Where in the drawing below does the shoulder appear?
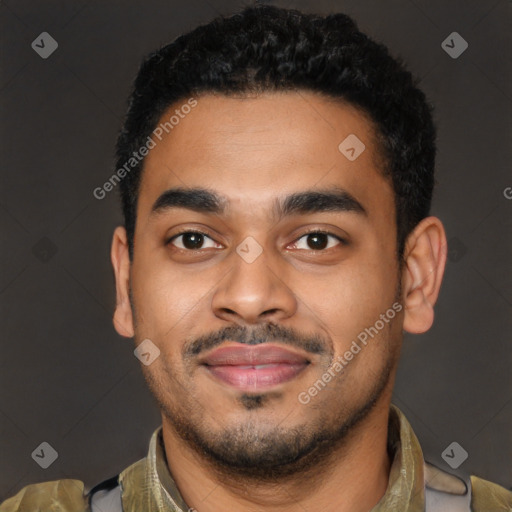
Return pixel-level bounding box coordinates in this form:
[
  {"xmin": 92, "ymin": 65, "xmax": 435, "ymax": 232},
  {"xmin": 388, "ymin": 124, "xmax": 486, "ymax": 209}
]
[
  {"xmin": 0, "ymin": 480, "xmax": 89, "ymax": 512},
  {"xmin": 422, "ymin": 462, "xmax": 511, "ymax": 511},
  {"xmin": 470, "ymin": 475, "xmax": 512, "ymax": 511}
]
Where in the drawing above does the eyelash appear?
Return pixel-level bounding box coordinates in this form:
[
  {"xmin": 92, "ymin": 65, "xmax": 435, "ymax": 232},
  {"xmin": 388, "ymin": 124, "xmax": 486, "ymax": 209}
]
[{"xmin": 166, "ymin": 229, "xmax": 347, "ymax": 251}]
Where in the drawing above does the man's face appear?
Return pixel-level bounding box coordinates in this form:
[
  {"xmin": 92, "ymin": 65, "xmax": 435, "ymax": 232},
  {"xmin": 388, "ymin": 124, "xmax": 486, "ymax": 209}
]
[{"xmin": 126, "ymin": 91, "xmax": 403, "ymax": 476}]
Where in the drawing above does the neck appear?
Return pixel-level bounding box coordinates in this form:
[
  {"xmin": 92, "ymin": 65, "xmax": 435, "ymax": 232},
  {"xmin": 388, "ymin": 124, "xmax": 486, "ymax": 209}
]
[{"xmin": 161, "ymin": 400, "xmax": 393, "ymax": 512}]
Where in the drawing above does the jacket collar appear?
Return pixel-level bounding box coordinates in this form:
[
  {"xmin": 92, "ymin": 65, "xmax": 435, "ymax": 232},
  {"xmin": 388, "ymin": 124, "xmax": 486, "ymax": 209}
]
[{"xmin": 119, "ymin": 404, "xmax": 425, "ymax": 511}]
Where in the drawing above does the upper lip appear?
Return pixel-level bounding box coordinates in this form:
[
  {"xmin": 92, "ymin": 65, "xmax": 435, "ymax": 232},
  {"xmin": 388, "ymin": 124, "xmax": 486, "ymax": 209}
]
[{"xmin": 200, "ymin": 343, "xmax": 310, "ymax": 366}]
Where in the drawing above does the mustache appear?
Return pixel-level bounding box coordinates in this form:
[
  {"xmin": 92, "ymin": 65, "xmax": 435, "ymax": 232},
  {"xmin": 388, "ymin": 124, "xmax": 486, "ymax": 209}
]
[{"xmin": 183, "ymin": 323, "xmax": 330, "ymax": 359}]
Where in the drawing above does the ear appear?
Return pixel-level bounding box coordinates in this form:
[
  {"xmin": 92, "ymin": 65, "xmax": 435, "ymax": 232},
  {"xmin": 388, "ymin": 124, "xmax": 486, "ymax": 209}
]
[
  {"xmin": 401, "ymin": 216, "xmax": 447, "ymax": 334},
  {"xmin": 111, "ymin": 226, "xmax": 135, "ymax": 338}
]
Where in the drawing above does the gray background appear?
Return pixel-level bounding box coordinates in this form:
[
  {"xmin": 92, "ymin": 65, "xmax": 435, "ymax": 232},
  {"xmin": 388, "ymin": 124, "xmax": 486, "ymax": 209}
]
[{"xmin": 1, "ymin": 0, "xmax": 511, "ymax": 500}]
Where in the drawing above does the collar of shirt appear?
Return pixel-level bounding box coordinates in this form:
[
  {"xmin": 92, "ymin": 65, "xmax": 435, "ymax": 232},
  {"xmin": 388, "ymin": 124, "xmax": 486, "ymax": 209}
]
[{"xmin": 118, "ymin": 404, "xmax": 425, "ymax": 512}]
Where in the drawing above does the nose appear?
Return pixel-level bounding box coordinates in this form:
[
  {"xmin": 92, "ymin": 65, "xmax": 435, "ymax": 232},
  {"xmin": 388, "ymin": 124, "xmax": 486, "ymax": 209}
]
[{"xmin": 211, "ymin": 248, "xmax": 297, "ymax": 325}]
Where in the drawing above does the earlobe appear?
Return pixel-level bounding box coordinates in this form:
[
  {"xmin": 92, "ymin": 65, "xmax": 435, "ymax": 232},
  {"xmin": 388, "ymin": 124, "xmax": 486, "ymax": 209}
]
[
  {"xmin": 402, "ymin": 217, "xmax": 447, "ymax": 334},
  {"xmin": 111, "ymin": 226, "xmax": 135, "ymax": 338}
]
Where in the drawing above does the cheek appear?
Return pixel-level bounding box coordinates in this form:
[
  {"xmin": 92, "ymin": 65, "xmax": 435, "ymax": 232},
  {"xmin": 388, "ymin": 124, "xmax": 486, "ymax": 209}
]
[
  {"xmin": 301, "ymin": 259, "xmax": 398, "ymax": 348},
  {"xmin": 130, "ymin": 256, "xmax": 215, "ymax": 339}
]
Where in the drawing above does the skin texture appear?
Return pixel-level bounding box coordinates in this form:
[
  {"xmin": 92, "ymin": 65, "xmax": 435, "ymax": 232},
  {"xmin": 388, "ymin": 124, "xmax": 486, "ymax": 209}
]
[{"xmin": 111, "ymin": 91, "xmax": 447, "ymax": 512}]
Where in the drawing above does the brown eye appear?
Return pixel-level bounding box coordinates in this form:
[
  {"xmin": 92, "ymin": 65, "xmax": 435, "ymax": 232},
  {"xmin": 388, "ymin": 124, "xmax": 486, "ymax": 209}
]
[
  {"xmin": 292, "ymin": 231, "xmax": 343, "ymax": 251},
  {"xmin": 169, "ymin": 231, "xmax": 220, "ymax": 250},
  {"xmin": 306, "ymin": 233, "xmax": 329, "ymax": 250}
]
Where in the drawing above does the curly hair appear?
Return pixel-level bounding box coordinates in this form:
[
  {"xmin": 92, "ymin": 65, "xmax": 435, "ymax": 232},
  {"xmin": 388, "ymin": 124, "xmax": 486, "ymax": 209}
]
[{"xmin": 116, "ymin": 4, "xmax": 436, "ymax": 261}]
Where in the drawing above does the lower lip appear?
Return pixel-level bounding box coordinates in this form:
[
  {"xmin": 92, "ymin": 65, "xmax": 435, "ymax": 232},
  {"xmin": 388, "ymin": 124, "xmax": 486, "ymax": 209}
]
[{"xmin": 204, "ymin": 363, "xmax": 308, "ymax": 391}]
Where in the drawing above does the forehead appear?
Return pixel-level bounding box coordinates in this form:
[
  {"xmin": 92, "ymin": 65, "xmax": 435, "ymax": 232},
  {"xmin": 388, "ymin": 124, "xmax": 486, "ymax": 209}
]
[{"xmin": 137, "ymin": 91, "xmax": 393, "ymax": 222}]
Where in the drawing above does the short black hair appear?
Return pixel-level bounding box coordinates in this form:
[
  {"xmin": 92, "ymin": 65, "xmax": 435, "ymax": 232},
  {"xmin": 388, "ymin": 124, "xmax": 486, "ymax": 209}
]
[{"xmin": 116, "ymin": 4, "xmax": 436, "ymax": 261}]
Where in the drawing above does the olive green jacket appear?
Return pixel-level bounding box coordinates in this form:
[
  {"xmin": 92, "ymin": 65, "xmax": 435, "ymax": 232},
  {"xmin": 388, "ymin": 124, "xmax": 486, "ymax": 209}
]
[{"xmin": 1, "ymin": 405, "xmax": 511, "ymax": 511}]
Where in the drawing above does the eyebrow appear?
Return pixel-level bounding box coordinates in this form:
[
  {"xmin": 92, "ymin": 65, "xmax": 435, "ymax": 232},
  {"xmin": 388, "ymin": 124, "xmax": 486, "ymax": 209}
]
[{"xmin": 150, "ymin": 186, "xmax": 367, "ymax": 219}]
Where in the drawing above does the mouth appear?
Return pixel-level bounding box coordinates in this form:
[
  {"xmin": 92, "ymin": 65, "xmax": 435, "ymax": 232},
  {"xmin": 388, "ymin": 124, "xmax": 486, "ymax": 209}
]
[{"xmin": 199, "ymin": 343, "xmax": 310, "ymax": 391}]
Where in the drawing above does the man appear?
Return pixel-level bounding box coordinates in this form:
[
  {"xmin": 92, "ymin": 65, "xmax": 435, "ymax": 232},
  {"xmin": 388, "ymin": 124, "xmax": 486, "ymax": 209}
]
[{"xmin": 2, "ymin": 4, "xmax": 510, "ymax": 512}]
